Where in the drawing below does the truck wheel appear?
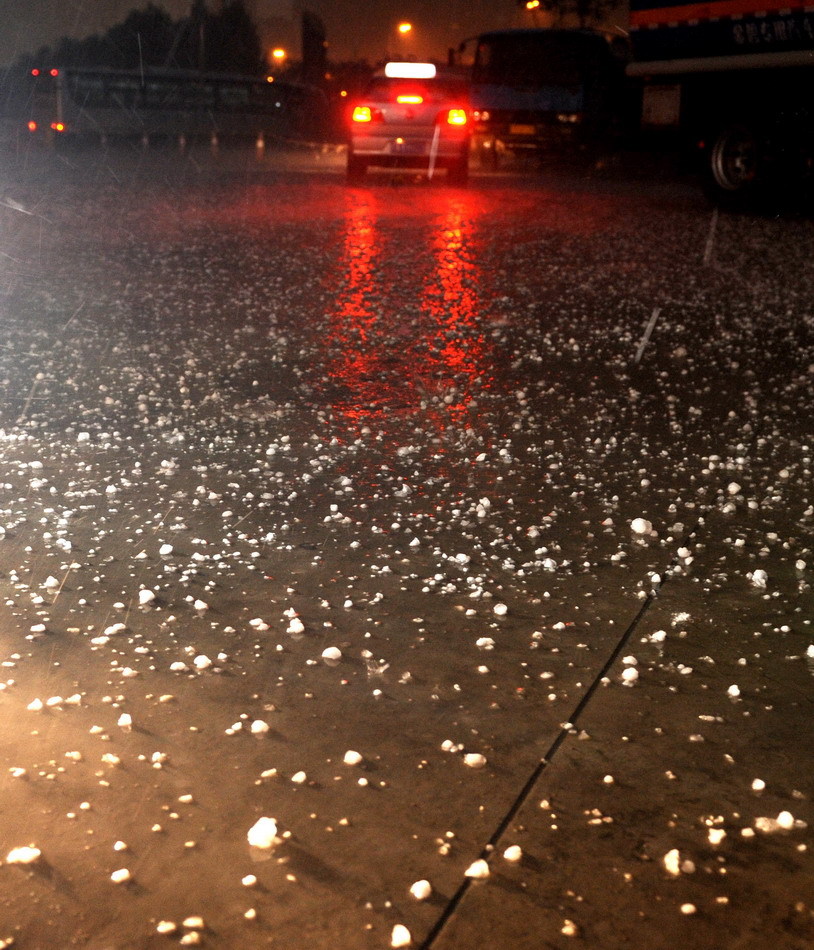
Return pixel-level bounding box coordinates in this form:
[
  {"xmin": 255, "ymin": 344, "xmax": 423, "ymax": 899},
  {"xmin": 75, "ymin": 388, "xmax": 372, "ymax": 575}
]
[
  {"xmin": 708, "ymin": 125, "xmax": 760, "ymax": 199},
  {"xmin": 346, "ymin": 152, "xmax": 367, "ymax": 184}
]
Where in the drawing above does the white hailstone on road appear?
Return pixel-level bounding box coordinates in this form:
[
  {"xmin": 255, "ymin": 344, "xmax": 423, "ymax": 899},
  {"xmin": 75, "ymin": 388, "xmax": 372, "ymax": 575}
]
[
  {"xmin": 343, "ymin": 750, "xmax": 363, "ymax": 766},
  {"xmin": 749, "ymin": 569, "xmax": 768, "ymax": 588},
  {"xmin": 503, "ymin": 845, "xmax": 523, "ymax": 862},
  {"xmin": 463, "ymin": 753, "xmax": 487, "ymax": 769},
  {"xmin": 247, "ymin": 817, "xmax": 278, "ymax": 849},
  {"xmin": 159, "ymin": 543, "xmax": 173, "ymax": 556},
  {"xmin": 287, "ymin": 617, "xmax": 305, "ymax": 635},
  {"xmin": 621, "ymin": 667, "xmax": 639, "ymax": 686},
  {"xmin": 751, "ymin": 778, "xmax": 766, "ymax": 792},
  {"xmin": 321, "ymin": 646, "xmax": 342, "ymax": 662},
  {"xmin": 391, "ymin": 924, "xmax": 412, "ymax": 947},
  {"xmin": 249, "ymin": 618, "xmax": 269, "ymax": 631},
  {"xmin": 796, "ymin": 560, "xmax": 807, "ymax": 572},
  {"xmin": 138, "ymin": 589, "xmax": 155, "ymax": 605},
  {"xmin": 680, "ymin": 903, "xmax": 697, "ymax": 916},
  {"xmin": 242, "ymin": 874, "xmax": 257, "ymax": 887},
  {"xmin": 193, "ymin": 655, "xmax": 212, "ymax": 670},
  {"xmin": 561, "ymin": 919, "xmax": 579, "ymax": 937},
  {"xmin": 6, "ymin": 846, "xmax": 41, "ymax": 864},
  {"xmin": 493, "ymin": 603, "xmax": 508, "ymax": 616},
  {"xmin": 291, "ymin": 771, "xmax": 307, "ymax": 784},
  {"xmin": 727, "ymin": 482, "xmax": 742, "ymax": 495},
  {"xmin": 193, "ymin": 599, "xmax": 209, "ymax": 611},
  {"xmin": 727, "ymin": 684, "xmax": 741, "ymax": 698},
  {"xmin": 43, "ymin": 575, "xmax": 60, "ymax": 589},
  {"xmin": 156, "ymin": 921, "xmax": 177, "ymax": 935},
  {"xmin": 26, "ymin": 698, "xmax": 44, "ymax": 712},
  {"xmin": 708, "ymin": 828, "xmax": 727, "ymax": 846},
  {"xmin": 409, "ymin": 879, "xmax": 432, "ymax": 900},
  {"xmin": 464, "ymin": 859, "xmax": 490, "ymax": 879},
  {"xmin": 663, "ymin": 849, "xmax": 681, "ymax": 876},
  {"xmin": 476, "ymin": 637, "xmax": 495, "ymax": 651},
  {"xmin": 117, "ymin": 713, "xmax": 132, "ymax": 730},
  {"xmin": 110, "ymin": 868, "xmax": 131, "ymax": 884},
  {"xmin": 182, "ymin": 917, "xmax": 205, "ymax": 930},
  {"xmin": 630, "ymin": 518, "xmax": 652, "ymax": 535},
  {"xmin": 250, "ymin": 720, "xmax": 269, "ymax": 735}
]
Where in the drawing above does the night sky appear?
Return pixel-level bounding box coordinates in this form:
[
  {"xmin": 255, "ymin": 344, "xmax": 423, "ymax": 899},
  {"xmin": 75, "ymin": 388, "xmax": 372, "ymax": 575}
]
[{"xmin": 0, "ymin": 0, "xmax": 530, "ymax": 67}]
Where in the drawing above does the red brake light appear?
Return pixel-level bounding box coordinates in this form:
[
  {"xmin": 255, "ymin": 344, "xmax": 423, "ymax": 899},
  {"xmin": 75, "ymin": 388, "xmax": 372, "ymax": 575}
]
[
  {"xmin": 51, "ymin": 122, "xmax": 66, "ymax": 132},
  {"xmin": 397, "ymin": 94, "xmax": 423, "ymax": 104},
  {"xmin": 27, "ymin": 120, "xmax": 37, "ymax": 132},
  {"xmin": 352, "ymin": 106, "xmax": 373, "ymax": 123},
  {"xmin": 446, "ymin": 108, "xmax": 468, "ymax": 127},
  {"xmin": 31, "ymin": 68, "xmax": 40, "ymax": 77},
  {"xmin": 50, "ymin": 68, "xmax": 59, "ymax": 77}
]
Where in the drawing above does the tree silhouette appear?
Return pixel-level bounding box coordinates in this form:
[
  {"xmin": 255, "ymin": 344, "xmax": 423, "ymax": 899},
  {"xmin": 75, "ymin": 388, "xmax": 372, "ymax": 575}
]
[{"xmin": 15, "ymin": 1, "xmax": 264, "ymax": 75}]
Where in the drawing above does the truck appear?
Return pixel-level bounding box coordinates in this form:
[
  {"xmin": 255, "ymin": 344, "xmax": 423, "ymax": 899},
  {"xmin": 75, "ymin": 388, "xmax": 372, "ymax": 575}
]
[
  {"xmin": 627, "ymin": 0, "xmax": 814, "ymax": 202},
  {"xmin": 467, "ymin": 29, "xmax": 630, "ymax": 167}
]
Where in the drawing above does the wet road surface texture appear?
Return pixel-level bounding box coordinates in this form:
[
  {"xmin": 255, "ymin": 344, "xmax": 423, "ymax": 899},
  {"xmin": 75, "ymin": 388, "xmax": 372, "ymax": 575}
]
[{"xmin": 0, "ymin": 145, "xmax": 812, "ymax": 949}]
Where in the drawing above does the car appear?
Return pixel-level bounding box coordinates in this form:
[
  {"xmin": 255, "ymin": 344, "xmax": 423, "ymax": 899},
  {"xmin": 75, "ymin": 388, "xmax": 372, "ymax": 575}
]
[{"xmin": 346, "ymin": 62, "xmax": 471, "ymax": 185}]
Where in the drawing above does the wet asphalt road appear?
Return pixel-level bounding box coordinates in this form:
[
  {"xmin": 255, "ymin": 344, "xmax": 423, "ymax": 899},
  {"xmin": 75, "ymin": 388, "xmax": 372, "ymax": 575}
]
[{"xmin": 0, "ymin": 145, "xmax": 812, "ymax": 949}]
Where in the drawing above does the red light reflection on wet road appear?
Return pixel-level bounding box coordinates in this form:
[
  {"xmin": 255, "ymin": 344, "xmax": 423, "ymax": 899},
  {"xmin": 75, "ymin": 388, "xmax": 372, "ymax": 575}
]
[{"xmin": 321, "ymin": 190, "xmax": 491, "ymax": 432}]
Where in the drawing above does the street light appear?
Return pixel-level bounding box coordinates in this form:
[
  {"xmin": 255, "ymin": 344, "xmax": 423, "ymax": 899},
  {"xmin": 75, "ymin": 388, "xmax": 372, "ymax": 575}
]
[
  {"xmin": 397, "ymin": 22, "xmax": 413, "ymax": 35},
  {"xmin": 271, "ymin": 47, "xmax": 287, "ymax": 64}
]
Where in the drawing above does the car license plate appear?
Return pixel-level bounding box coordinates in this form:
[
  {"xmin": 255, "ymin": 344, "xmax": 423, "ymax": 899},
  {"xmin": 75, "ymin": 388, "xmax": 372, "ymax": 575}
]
[
  {"xmin": 510, "ymin": 124, "xmax": 535, "ymax": 135},
  {"xmin": 390, "ymin": 140, "xmax": 425, "ymax": 155}
]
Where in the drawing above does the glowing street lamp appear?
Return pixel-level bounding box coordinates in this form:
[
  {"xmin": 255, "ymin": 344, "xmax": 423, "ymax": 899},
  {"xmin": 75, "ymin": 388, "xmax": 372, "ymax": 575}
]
[
  {"xmin": 397, "ymin": 22, "xmax": 413, "ymax": 35},
  {"xmin": 271, "ymin": 47, "xmax": 287, "ymax": 64}
]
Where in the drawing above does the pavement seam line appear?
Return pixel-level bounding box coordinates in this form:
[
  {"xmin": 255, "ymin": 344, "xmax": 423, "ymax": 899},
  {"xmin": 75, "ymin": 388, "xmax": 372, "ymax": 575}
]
[{"xmin": 418, "ymin": 525, "xmax": 702, "ymax": 950}]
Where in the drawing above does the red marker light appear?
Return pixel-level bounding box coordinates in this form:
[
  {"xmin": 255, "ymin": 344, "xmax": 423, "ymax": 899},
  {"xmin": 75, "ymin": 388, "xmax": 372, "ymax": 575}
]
[
  {"xmin": 50, "ymin": 68, "xmax": 59, "ymax": 77},
  {"xmin": 31, "ymin": 68, "xmax": 40, "ymax": 77},
  {"xmin": 352, "ymin": 106, "xmax": 373, "ymax": 123},
  {"xmin": 50, "ymin": 121, "xmax": 66, "ymax": 132},
  {"xmin": 27, "ymin": 120, "xmax": 37, "ymax": 132},
  {"xmin": 446, "ymin": 108, "xmax": 468, "ymax": 127}
]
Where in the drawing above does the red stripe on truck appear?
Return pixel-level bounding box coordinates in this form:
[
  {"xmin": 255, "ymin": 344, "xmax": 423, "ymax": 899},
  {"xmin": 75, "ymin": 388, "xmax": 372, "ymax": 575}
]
[{"xmin": 631, "ymin": 0, "xmax": 806, "ymax": 26}]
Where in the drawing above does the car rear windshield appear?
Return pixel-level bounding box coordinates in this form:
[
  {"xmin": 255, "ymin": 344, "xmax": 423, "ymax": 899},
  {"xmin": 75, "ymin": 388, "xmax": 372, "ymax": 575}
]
[{"xmin": 364, "ymin": 77, "xmax": 470, "ymax": 103}]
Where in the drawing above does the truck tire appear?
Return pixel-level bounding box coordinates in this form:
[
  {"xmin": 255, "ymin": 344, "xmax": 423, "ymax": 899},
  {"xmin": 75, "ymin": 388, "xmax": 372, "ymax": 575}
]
[{"xmin": 707, "ymin": 124, "xmax": 761, "ymax": 202}]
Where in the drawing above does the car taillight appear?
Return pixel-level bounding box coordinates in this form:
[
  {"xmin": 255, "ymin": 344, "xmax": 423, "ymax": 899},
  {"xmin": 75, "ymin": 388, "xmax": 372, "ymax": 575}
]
[
  {"xmin": 27, "ymin": 120, "xmax": 37, "ymax": 132},
  {"xmin": 397, "ymin": 94, "xmax": 423, "ymax": 104},
  {"xmin": 50, "ymin": 122, "xmax": 66, "ymax": 132},
  {"xmin": 446, "ymin": 109, "xmax": 468, "ymax": 127},
  {"xmin": 352, "ymin": 106, "xmax": 372, "ymax": 123}
]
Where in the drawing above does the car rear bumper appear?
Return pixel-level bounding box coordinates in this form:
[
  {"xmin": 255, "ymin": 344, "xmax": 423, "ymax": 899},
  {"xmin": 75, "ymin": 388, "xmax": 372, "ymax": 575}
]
[{"xmin": 350, "ymin": 134, "xmax": 469, "ymax": 167}]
